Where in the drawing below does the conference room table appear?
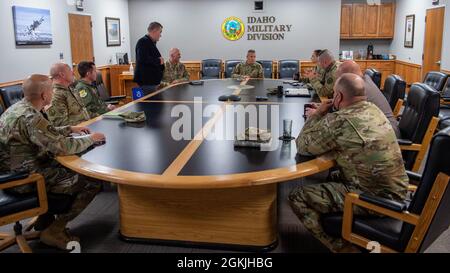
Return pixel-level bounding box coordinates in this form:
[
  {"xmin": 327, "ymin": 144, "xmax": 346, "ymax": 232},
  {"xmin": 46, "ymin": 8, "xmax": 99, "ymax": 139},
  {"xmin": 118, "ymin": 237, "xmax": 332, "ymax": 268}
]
[{"xmin": 56, "ymin": 78, "xmax": 335, "ymax": 250}]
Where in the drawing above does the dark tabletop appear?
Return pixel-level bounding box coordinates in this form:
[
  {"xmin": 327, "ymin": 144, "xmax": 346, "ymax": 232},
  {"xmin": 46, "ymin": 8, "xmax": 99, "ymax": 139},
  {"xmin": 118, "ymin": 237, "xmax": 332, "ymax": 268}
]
[{"xmin": 80, "ymin": 79, "xmax": 316, "ymax": 176}]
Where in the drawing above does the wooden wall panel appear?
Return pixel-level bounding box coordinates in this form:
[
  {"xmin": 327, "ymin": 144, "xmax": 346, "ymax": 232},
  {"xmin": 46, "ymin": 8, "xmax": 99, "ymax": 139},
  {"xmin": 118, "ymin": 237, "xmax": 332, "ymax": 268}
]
[{"xmin": 394, "ymin": 60, "xmax": 422, "ymax": 91}]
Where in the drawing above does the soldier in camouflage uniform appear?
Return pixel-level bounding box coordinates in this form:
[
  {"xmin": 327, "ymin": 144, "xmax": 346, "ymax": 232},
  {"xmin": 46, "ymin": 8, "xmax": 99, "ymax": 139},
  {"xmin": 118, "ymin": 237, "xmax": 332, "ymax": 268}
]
[
  {"xmin": 231, "ymin": 49, "xmax": 264, "ymax": 80},
  {"xmin": 309, "ymin": 50, "xmax": 340, "ymax": 99},
  {"xmin": 289, "ymin": 74, "xmax": 409, "ymax": 252},
  {"xmin": 160, "ymin": 48, "xmax": 190, "ymax": 88},
  {"xmin": 74, "ymin": 61, "xmax": 116, "ymax": 117},
  {"xmin": 298, "ymin": 49, "xmax": 325, "ymax": 83},
  {"xmin": 0, "ymin": 74, "xmax": 106, "ymax": 250},
  {"xmin": 46, "ymin": 63, "xmax": 91, "ymax": 127}
]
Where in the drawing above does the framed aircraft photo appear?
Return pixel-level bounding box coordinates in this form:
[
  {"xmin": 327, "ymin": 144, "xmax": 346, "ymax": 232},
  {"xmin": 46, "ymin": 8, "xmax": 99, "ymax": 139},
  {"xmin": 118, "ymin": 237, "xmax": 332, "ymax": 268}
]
[{"xmin": 12, "ymin": 6, "xmax": 53, "ymax": 45}]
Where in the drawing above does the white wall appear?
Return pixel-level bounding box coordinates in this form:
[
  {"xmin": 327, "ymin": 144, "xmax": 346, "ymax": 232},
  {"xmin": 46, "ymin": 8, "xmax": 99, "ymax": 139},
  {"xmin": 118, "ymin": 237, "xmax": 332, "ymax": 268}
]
[
  {"xmin": 128, "ymin": 0, "xmax": 341, "ymax": 62},
  {"xmin": 442, "ymin": 1, "xmax": 450, "ymax": 71},
  {"xmin": 390, "ymin": 0, "xmax": 448, "ymax": 66},
  {"xmin": 0, "ymin": 0, "xmax": 130, "ymax": 82}
]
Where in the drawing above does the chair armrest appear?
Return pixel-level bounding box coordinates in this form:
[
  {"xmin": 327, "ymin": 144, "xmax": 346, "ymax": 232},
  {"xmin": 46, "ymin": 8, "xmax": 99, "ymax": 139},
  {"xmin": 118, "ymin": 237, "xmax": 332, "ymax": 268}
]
[
  {"xmin": 105, "ymin": 100, "xmax": 120, "ymax": 105},
  {"xmin": 0, "ymin": 171, "xmax": 29, "ymax": 184},
  {"xmin": 406, "ymin": 170, "xmax": 422, "ymax": 182},
  {"xmin": 398, "ymin": 139, "xmax": 413, "ymax": 145},
  {"xmin": 442, "ymin": 97, "xmax": 450, "ymax": 102},
  {"xmin": 344, "ymin": 193, "xmax": 419, "ymax": 225},
  {"xmin": 359, "ymin": 193, "xmax": 407, "ymax": 213}
]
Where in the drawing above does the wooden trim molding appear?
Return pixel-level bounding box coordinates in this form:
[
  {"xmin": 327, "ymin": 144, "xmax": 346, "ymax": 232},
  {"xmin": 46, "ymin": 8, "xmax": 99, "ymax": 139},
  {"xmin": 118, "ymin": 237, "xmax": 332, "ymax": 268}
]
[{"xmin": 442, "ymin": 69, "xmax": 450, "ymax": 75}]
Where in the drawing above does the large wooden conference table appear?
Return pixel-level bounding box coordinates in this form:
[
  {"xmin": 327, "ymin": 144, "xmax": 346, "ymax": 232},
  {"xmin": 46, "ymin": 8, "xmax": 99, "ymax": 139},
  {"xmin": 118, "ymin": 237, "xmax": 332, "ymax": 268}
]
[{"xmin": 57, "ymin": 79, "xmax": 335, "ymax": 250}]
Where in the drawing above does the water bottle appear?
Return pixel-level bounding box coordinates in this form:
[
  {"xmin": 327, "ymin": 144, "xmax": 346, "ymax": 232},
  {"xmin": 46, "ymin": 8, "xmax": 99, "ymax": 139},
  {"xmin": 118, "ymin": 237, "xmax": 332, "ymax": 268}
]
[{"xmin": 129, "ymin": 63, "xmax": 134, "ymax": 74}]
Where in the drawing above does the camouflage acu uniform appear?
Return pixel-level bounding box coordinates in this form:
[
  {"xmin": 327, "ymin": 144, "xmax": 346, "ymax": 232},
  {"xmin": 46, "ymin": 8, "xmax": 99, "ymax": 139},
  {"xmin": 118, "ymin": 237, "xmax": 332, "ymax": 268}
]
[
  {"xmin": 0, "ymin": 99, "xmax": 100, "ymax": 222},
  {"xmin": 74, "ymin": 80, "xmax": 109, "ymax": 117},
  {"xmin": 161, "ymin": 61, "xmax": 190, "ymax": 87},
  {"xmin": 231, "ymin": 62, "xmax": 264, "ymax": 79},
  {"xmin": 289, "ymin": 101, "xmax": 409, "ymax": 252},
  {"xmin": 309, "ymin": 62, "xmax": 340, "ymax": 99},
  {"xmin": 46, "ymin": 83, "xmax": 91, "ymax": 127},
  {"xmin": 300, "ymin": 65, "xmax": 325, "ymax": 83}
]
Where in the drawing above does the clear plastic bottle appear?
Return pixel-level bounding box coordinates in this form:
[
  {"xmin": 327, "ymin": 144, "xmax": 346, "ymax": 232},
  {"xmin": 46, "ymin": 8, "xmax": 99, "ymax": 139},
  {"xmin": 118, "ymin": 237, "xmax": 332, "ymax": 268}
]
[{"xmin": 129, "ymin": 63, "xmax": 134, "ymax": 74}]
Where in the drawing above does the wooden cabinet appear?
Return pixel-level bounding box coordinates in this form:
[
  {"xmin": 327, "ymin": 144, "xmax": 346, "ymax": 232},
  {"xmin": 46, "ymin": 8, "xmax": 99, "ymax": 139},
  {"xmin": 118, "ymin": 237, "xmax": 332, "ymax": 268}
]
[
  {"xmin": 341, "ymin": 3, "xmax": 395, "ymax": 39},
  {"xmin": 351, "ymin": 4, "xmax": 366, "ymax": 37},
  {"xmin": 340, "ymin": 4, "xmax": 352, "ymax": 38},
  {"xmin": 365, "ymin": 61, "xmax": 394, "ymax": 89},
  {"xmin": 182, "ymin": 61, "xmax": 201, "ymax": 80},
  {"xmin": 109, "ymin": 65, "xmax": 131, "ymax": 96},
  {"xmin": 365, "ymin": 5, "xmax": 380, "ymax": 37},
  {"xmin": 379, "ymin": 3, "xmax": 395, "ymax": 38}
]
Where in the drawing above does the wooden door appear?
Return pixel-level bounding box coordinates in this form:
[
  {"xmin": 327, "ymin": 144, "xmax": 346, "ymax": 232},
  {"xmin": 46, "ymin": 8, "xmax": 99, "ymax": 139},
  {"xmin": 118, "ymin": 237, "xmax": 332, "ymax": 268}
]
[
  {"xmin": 379, "ymin": 3, "xmax": 395, "ymax": 37},
  {"xmin": 340, "ymin": 4, "xmax": 352, "ymax": 38},
  {"xmin": 68, "ymin": 14, "xmax": 94, "ymax": 70},
  {"xmin": 351, "ymin": 4, "xmax": 366, "ymax": 37},
  {"xmin": 422, "ymin": 7, "xmax": 445, "ymax": 77},
  {"xmin": 365, "ymin": 5, "xmax": 379, "ymax": 37}
]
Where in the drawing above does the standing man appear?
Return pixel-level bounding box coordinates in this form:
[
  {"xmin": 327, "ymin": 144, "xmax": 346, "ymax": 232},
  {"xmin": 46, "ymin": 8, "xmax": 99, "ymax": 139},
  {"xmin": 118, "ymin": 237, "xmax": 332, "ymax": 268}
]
[
  {"xmin": 307, "ymin": 49, "xmax": 339, "ymax": 99},
  {"xmin": 46, "ymin": 63, "xmax": 91, "ymax": 127},
  {"xmin": 289, "ymin": 74, "xmax": 409, "ymax": 252},
  {"xmin": 134, "ymin": 21, "xmax": 164, "ymax": 96},
  {"xmin": 160, "ymin": 48, "xmax": 190, "ymax": 87},
  {"xmin": 0, "ymin": 74, "xmax": 105, "ymax": 250},
  {"xmin": 231, "ymin": 49, "xmax": 264, "ymax": 80},
  {"xmin": 74, "ymin": 61, "xmax": 116, "ymax": 117}
]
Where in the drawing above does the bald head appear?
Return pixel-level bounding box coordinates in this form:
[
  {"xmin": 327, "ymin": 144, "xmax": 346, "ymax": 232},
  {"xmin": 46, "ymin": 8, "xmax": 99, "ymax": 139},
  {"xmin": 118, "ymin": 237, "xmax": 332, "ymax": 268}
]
[
  {"xmin": 335, "ymin": 73, "xmax": 366, "ymax": 98},
  {"xmin": 336, "ymin": 60, "xmax": 363, "ymax": 78},
  {"xmin": 22, "ymin": 74, "xmax": 52, "ymax": 102},
  {"xmin": 50, "ymin": 63, "xmax": 74, "ymax": 86}
]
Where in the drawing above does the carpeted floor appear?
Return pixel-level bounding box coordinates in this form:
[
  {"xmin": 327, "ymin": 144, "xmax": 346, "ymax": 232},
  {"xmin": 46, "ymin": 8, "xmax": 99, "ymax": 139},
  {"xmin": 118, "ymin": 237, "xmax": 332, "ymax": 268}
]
[{"xmin": 1, "ymin": 173, "xmax": 449, "ymax": 253}]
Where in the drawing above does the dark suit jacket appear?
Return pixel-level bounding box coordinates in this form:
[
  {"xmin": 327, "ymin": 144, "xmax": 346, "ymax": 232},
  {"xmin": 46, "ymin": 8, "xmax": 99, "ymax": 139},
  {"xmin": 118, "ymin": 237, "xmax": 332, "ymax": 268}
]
[{"xmin": 133, "ymin": 35, "xmax": 164, "ymax": 86}]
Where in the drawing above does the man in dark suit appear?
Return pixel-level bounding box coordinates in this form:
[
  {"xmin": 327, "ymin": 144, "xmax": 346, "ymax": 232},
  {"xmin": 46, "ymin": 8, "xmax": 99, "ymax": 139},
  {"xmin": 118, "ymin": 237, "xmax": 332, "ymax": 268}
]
[{"xmin": 134, "ymin": 22, "xmax": 164, "ymax": 96}]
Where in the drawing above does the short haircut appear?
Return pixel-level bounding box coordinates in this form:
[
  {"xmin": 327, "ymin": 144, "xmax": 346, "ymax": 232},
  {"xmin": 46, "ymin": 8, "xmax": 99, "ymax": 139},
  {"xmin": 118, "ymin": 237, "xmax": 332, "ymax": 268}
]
[
  {"xmin": 148, "ymin": 22, "xmax": 163, "ymax": 32},
  {"xmin": 313, "ymin": 49, "xmax": 322, "ymax": 56},
  {"xmin": 247, "ymin": 49, "xmax": 256, "ymax": 55},
  {"xmin": 335, "ymin": 73, "xmax": 365, "ymax": 97},
  {"xmin": 318, "ymin": 49, "xmax": 335, "ymax": 62},
  {"xmin": 49, "ymin": 63, "xmax": 70, "ymax": 80},
  {"xmin": 22, "ymin": 74, "xmax": 52, "ymax": 101},
  {"xmin": 77, "ymin": 61, "xmax": 96, "ymax": 78}
]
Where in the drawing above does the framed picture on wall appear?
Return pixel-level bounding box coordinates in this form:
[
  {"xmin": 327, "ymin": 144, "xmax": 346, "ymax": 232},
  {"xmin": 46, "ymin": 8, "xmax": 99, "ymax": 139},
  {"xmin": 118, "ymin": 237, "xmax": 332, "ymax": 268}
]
[
  {"xmin": 12, "ymin": 6, "xmax": 52, "ymax": 45},
  {"xmin": 105, "ymin": 17, "xmax": 121, "ymax": 46},
  {"xmin": 404, "ymin": 14, "xmax": 415, "ymax": 48}
]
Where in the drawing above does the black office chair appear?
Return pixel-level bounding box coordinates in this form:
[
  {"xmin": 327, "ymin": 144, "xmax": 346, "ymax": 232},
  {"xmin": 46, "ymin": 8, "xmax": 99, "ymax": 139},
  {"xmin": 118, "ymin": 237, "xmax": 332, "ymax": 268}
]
[
  {"xmin": 423, "ymin": 71, "xmax": 448, "ymax": 92},
  {"xmin": 278, "ymin": 60, "xmax": 299, "ymax": 79},
  {"xmin": 438, "ymin": 79, "xmax": 450, "ymax": 129},
  {"xmin": 0, "ymin": 84, "xmax": 24, "ymax": 109},
  {"xmin": 0, "ymin": 104, "xmax": 3, "ymax": 117},
  {"xmin": 397, "ymin": 83, "xmax": 440, "ymax": 172},
  {"xmin": 364, "ymin": 68, "xmax": 382, "ymax": 89},
  {"xmin": 95, "ymin": 72, "xmax": 125, "ymax": 105},
  {"xmin": 321, "ymin": 126, "xmax": 450, "ymax": 253},
  {"xmin": 201, "ymin": 59, "xmax": 222, "ymax": 79},
  {"xmin": 0, "ymin": 172, "xmax": 47, "ymax": 253},
  {"xmin": 224, "ymin": 60, "xmax": 242, "ymax": 78},
  {"xmin": 257, "ymin": 60, "xmax": 273, "ymax": 78},
  {"xmin": 383, "ymin": 74, "xmax": 406, "ymax": 116}
]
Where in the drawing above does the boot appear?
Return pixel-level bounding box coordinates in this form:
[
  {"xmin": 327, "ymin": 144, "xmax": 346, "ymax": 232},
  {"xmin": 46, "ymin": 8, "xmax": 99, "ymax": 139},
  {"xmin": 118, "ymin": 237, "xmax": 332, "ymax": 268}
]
[{"xmin": 40, "ymin": 218, "xmax": 78, "ymax": 250}]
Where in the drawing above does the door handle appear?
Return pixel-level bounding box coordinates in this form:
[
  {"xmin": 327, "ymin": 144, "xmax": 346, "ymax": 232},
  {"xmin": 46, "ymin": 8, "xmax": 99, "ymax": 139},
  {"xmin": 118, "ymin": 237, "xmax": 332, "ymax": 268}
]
[{"xmin": 436, "ymin": 60, "xmax": 441, "ymax": 65}]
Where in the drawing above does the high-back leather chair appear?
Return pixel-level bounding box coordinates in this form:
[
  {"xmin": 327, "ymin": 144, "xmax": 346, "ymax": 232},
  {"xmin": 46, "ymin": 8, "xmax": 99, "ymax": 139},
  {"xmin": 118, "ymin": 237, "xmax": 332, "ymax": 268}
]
[
  {"xmin": 0, "ymin": 104, "xmax": 3, "ymax": 116},
  {"xmin": 438, "ymin": 79, "xmax": 450, "ymax": 129},
  {"xmin": 0, "ymin": 84, "xmax": 24, "ymax": 108},
  {"xmin": 257, "ymin": 60, "xmax": 273, "ymax": 78},
  {"xmin": 95, "ymin": 72, "xmax": 125, "ymax": 104},
  {"xmin": 364, "ymin": 68, "xmax": 382, "ymax": 89},
  {"xmin": 398, "ymin": 83, "xmax": 440, "ymax": 171},
  {"xmin": 224, "ymin": 60, "xmax": 242, "ymax": 78},
  {"xmin": 321, "ymin": 127, "xmax": 450, "ymax": 253},
  {"xmin": 423, "ymin": 71, "xmax": 448, "ymax": 92},
  {"xmin": 278, "ymin": 60, "xmax": 298, "ymax": 79},
  {"xmin": 383, "ymin": 74, "xmax": 406, "ymax": 115},
  {"xmin": 0, "ymin": 172, "xmax": 76, "ymax": 252},
  {"xmin": 201, "ymin": 59, "xmax": 222, "ymax": 79}
]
